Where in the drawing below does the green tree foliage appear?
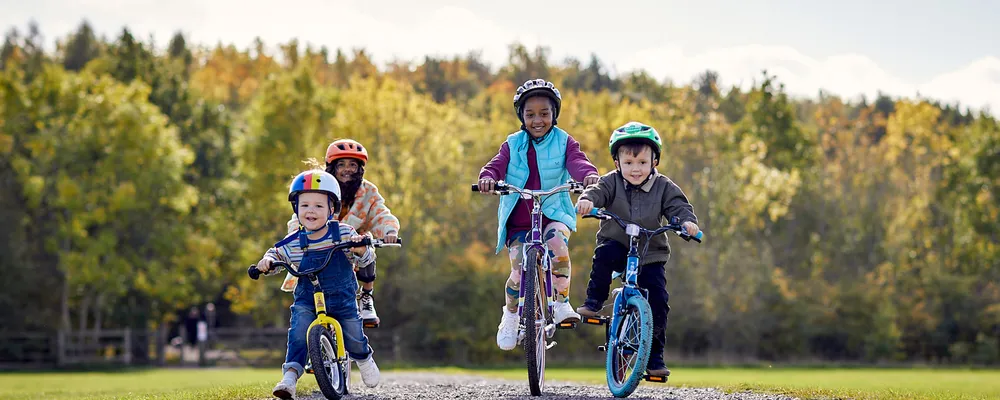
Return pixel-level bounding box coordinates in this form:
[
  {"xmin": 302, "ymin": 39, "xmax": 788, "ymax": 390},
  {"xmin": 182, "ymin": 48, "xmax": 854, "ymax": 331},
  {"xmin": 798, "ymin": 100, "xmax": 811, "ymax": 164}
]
[
  {"xmin": 1, "ymin": 20, "xmax": 997, "ymax": 367},
  {"xmin": 59, "ymin": 21, "xmax": 102, "ymax": 72}
]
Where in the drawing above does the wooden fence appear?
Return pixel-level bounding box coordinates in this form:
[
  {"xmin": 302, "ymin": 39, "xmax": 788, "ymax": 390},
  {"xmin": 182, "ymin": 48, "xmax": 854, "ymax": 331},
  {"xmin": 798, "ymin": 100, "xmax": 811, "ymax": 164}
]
[{"xmin": 0, "ymin": 325, "xmax": 399, "ymax": 369}]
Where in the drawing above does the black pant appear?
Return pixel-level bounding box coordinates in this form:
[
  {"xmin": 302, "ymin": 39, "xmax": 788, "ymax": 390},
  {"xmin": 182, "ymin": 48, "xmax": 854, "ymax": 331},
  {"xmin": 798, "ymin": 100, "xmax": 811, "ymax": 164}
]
[
  {"xmin": 586, "ymin": 240, "xmax": 670, "ymax": 367},
  {"xmin": 356, "ymin": 259, "xmax": 376, "ymax": 283}
]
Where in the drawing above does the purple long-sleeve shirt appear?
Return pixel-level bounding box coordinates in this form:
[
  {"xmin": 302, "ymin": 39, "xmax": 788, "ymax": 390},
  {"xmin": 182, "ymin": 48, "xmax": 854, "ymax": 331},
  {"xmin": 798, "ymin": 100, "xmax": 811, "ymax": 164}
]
[{"xmin": 479, "ymin": 135, "xmax": 599, "ymax": 239}]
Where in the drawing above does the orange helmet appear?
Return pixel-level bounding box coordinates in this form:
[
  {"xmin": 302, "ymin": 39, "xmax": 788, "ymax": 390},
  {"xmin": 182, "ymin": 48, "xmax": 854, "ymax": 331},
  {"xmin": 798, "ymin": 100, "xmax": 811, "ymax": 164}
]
[{"xmin": 325, "ymin": 139, "xmax": 368, "ymax": 165}]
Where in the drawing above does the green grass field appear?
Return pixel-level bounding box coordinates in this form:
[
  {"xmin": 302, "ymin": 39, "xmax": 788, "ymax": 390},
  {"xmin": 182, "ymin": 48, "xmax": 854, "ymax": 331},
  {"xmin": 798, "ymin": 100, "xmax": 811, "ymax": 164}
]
[
  {"xmin": 0, "ymin": 366, "xmax": 997, "ymax": 400},
  {"xmin": 435, "ymin": 366, "xmax": 1000, "ymax": 400}
]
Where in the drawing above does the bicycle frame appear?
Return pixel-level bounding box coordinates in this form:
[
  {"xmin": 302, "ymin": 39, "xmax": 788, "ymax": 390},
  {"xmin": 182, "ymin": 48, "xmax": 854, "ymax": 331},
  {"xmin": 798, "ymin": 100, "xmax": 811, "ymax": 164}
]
[
  {"xmin": 474, "ymin": 180, "xmax": 586, "ymax": 330},
  {"xmin": 248, "ymin": 237, "xmax": 402, "ymax": 361},
  {"xmin": 612, "ymin": 226, "xmax": 648, "ymax": 320},
  {"xmin": 582, "ymin": 209, "xmax": 702, "ymax": 387},
  {"xmin": 472, "ymin": 179, "xmax": 586, "ymax": 396},
  {"xmin": 518, "ymin": 185, "xmax": 556, "ymax": 327}
]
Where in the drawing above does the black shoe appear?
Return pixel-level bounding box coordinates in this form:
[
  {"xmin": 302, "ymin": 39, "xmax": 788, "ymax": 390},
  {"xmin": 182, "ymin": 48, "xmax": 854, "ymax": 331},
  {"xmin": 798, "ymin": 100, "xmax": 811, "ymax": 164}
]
[
  {"xmin": 647, "ymin": 355, "xmax": 670, "ymax": 376},
  {"xmin": 575, "ymin": 298, "xmax": 603, "ymax": 317}
]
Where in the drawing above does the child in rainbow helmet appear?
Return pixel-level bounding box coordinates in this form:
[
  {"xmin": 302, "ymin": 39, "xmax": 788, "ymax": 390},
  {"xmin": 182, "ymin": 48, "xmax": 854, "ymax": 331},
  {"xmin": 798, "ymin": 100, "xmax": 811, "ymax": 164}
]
[
  {"xmin": 574, "ymin": 121, "xmax": 701, "ymax": 377},
  {"xmin": 477, "ymin": 78, "xmax": 601, "ymax": 351},
  {"xmin": 284, "ymin": 139, "xmax": 400, "ymax": 325},
  {"xmin": 255, "ymin": 169, "xmax": 382, "ymax": 398}
]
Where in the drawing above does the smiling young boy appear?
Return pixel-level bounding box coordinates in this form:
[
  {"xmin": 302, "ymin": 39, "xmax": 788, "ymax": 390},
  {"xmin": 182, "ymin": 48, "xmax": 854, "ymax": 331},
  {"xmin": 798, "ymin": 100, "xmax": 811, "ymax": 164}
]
[
  {"xmin": 574, "ymin": 121, "xmax": 700, "ymax": 377},
  {"xmin": 255, "ymin": 169, "xmax": 381, "ymax": 398}
]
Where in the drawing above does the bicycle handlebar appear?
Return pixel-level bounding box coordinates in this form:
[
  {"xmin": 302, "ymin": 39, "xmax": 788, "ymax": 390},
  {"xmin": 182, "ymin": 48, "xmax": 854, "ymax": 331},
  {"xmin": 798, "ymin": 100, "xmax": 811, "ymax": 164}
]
[
  {"xmin": 247, "ymin": 237, "xmax": 402, "ymax": 280},
  {"xmin": 472, "ymin": 180, "xmax": 587, "ymax": 197},
  {"xmin": 583, "ymin": 209, "xmax": 703, "ymax": 243}
]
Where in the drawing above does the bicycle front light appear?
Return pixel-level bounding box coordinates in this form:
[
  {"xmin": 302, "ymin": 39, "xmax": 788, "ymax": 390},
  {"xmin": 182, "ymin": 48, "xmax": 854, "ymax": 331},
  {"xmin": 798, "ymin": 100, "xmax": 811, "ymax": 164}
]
[{"xmin": 625, "ymin": 224, "xmax": 640, "ymax": 236}]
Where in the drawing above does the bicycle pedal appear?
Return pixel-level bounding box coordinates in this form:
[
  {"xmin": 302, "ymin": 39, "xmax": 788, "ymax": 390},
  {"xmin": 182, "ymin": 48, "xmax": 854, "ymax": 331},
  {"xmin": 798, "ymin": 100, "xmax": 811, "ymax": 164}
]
[
  {"xmin": 305, "ymin": 366, "xmax": 314, "ymax": 374},
  {"xmin": 363, "ymin": 319, "xmax": 379, "ymax": 328},
  {"xmin": 556, "ymin": 321, "xmax": 577, "ymax": 329},
  {"xmin": 644, "ymin": 374, "xmax": 668, "ymax": 383},
  {"xmin": 582, "ymin": 316, "xmax": 608, "ymax": 325},
  {"xmin": 597, "ymin": 345, "xmax": 607, "ymax": 352}
]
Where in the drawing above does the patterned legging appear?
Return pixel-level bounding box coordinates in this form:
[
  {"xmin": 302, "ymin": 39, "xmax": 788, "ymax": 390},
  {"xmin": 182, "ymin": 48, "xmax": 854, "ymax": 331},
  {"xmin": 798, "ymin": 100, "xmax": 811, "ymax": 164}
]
[{"xmin": 504, "ymin": 222, "xmax": 572, "ymax": 313}]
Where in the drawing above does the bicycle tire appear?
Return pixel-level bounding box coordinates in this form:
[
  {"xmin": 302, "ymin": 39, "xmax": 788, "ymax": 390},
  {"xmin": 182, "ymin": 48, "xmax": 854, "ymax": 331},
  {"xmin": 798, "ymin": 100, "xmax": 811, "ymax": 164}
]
[
  {"xmin": 308, "ymin": 325, "xmax": 348, "ymax": 400},
  {"xmin": 606, "ymin": 295, "xmax": 653, "ymax": 398},
  {"xmin": 522, "ymin": 246, "xmax": 545, "ymax": 396}
]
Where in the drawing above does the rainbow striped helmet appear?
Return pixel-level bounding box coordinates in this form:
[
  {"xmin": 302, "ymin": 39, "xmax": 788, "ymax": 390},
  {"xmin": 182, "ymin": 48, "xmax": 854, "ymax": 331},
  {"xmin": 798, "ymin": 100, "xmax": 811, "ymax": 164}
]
[{"xmin": 288, "ymin": 169, "xmax": 342, "ymax": 214}]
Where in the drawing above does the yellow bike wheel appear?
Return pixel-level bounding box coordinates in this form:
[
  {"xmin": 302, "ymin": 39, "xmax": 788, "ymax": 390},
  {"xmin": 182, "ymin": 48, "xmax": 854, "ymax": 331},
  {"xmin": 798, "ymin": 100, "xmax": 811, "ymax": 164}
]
[{"xmin": 308, "ymin": 325, "xmax": 348, "ymax": 399}]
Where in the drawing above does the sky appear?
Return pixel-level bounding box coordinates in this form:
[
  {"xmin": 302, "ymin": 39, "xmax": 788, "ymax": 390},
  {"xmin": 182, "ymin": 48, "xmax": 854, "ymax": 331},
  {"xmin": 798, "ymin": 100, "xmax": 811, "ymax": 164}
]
[{"xmin": 3, "ymin": 0, "xmax": 999, "ymax": 112}]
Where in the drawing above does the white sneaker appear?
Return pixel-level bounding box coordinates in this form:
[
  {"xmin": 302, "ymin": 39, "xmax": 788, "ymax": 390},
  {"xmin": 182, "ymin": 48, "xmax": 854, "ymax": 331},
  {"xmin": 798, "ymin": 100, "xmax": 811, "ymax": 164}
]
[
  {"xmin": 358, "ymin": 291, "xmax": 379, "ymax": 322},
  {"xmin": 552, "ymin": 301, "xmax": 581, "ymax": 324},
  {"xmin": 356, "ymin": 353, "xmax": 381, "ymax": 388},
  {"xmin": 272, "ymin": 370, "xmax": 298, "ymax": 399},
  {"xmin": 496, "ymin": 307, "xmax": 519, "ymax": 351}
]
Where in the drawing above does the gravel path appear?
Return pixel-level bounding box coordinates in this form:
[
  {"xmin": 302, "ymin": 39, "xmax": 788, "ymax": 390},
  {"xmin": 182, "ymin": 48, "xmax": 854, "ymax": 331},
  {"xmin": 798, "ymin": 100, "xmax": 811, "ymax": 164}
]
[{"xmin": 295, "ymin": 371, "xmax": 800, "ymax": 400}]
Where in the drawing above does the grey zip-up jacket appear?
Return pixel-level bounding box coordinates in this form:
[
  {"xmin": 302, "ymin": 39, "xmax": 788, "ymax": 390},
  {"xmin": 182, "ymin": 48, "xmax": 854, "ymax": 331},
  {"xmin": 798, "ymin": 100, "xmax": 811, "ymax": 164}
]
[{"xmin": 579, "ymin": 170, "xmax": 698, "ymax": 265}]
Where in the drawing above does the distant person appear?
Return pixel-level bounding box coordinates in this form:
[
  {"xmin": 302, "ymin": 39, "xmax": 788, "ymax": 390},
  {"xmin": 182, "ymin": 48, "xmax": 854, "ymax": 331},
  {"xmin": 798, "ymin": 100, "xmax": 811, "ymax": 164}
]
[{"xmin": 183, "ymin": 307, "xmax": 200, "ymax": 347}]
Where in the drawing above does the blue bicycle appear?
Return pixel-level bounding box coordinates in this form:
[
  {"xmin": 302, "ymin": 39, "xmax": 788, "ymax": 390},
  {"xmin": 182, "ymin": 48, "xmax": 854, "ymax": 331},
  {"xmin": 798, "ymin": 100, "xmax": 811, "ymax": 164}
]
[
  {"xmin": 472, "ymin": 179, "xmax": 587, "ymax": 396},
  {"xmin": 581, "ymin": 208, "xmax": 702, "ymax": 398}
]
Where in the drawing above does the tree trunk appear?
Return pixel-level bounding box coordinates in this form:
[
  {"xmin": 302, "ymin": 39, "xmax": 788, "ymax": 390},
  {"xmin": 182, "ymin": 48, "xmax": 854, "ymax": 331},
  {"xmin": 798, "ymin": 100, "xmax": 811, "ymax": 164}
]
[
  {"xmin": 57, "ymin": 239, "xmax": 71, "ymax": 333},
  {"xmin": 78, "ymin": 292, "xmax": 90, "ymax": 335},
  {"xmin": 94, "ymin": 292, "xmax": 104, "ymax": 344},
  {"xmin": 58, "ymin": 235, "xmax": 71, "ymax": 368}
]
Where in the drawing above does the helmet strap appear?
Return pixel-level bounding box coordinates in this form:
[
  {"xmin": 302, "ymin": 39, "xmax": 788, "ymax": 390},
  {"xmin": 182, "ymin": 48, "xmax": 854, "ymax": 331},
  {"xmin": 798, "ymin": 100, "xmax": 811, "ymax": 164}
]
[
  {"xmin": 526, "ymin": 126, "xmax": 555, "ymax": 144},
  {"xmin": 292, "ymin": 195, "xmax": 338, "ymax": 249}
]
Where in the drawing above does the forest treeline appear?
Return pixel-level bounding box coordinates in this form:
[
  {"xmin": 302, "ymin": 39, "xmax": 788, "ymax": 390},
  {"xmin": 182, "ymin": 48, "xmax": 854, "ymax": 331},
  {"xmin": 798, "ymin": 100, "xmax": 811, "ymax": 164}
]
[{"xmin": 1, "ymin": 21, "xmax": 997, "ymax": 365}]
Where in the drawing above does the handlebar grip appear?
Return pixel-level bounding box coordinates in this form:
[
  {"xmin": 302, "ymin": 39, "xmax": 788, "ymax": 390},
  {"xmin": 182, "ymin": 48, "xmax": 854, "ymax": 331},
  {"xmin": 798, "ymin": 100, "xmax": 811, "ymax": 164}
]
[
  {"xmin": 247, "ymin": 265, "xmax": 260, "ymax": 280},
  {"xmin": 378, "ymin": 237, "xmax": 403, "ymax": 246},
  {"xmin": 583, "ymin": 208, "xmax": 604, "ymax": 219},
  {"xmin": 248, "ymin": 261, "xmax": 291, "ymax": 280},
  {"xmin": 682, "ymin": 231, "xmax": 704, "ymax": 243},
  {"xmin": 472, "ymin": 182, "xmax": 508, "ymax": 193}
]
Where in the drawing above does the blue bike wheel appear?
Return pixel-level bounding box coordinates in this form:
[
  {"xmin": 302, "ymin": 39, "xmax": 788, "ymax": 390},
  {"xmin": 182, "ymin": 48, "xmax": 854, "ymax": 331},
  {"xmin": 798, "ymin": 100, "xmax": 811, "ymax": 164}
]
[{"xmin": 605, "ymin": 295, "xmax": 653, "ymax": 398}]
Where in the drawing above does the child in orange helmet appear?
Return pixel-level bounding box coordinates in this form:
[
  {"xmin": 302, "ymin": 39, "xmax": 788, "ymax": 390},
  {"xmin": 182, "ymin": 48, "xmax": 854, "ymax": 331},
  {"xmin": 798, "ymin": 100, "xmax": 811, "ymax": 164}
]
[{"xmin": 283, "ymin": 139, "xmax": 400, "ymax": 325}]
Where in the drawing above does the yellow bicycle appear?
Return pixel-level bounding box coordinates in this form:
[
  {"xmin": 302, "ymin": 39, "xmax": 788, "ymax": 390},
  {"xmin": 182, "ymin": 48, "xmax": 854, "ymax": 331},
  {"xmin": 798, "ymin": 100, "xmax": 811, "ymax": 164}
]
[{"xmin": 248, "ymin": 237, "xmax": 401, "ymax": 399}]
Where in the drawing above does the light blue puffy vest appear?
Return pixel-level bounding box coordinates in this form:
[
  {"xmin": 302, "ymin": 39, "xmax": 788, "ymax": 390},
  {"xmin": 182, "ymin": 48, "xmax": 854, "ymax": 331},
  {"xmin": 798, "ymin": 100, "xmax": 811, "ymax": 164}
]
[{"xmin": 494, "ymin": 127, "xmax": 578, "ymax": 253}]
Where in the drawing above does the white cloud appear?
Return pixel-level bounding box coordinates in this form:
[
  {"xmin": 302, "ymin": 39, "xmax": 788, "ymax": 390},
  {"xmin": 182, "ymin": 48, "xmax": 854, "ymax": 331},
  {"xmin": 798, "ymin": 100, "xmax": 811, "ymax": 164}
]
[
  {"xmin": 918, "ymin": 56, "xmax": 1000, "ymax": 114},
  {"xmin": 617, "ymin": 44, "xmax": 998, "ymax": 113}
]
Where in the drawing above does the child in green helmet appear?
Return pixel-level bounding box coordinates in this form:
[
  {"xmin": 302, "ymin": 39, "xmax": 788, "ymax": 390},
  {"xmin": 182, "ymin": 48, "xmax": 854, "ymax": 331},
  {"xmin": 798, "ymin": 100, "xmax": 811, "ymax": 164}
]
[{"xmin": 574, "ymin": 121, "xmax": 700, "ymax": 377}]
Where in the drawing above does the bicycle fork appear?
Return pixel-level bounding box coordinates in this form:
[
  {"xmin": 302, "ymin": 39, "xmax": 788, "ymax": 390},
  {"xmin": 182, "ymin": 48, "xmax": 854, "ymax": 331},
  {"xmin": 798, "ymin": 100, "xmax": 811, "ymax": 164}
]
[{"xmin": 517, "ymin": 243, "xmax": 555, "ymax": 343}]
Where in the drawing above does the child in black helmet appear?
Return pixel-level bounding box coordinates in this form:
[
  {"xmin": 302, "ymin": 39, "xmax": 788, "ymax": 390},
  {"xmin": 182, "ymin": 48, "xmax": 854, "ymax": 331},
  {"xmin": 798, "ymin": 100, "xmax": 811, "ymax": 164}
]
[{"xmin": 476, "ymin": 78, "xmax": 601, "ymax": 351}]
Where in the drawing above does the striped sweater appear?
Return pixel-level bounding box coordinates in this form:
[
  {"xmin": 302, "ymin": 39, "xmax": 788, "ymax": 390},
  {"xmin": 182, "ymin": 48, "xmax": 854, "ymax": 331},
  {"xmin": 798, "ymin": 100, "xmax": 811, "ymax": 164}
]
[{"xmin": 265, "ymin": 222, "xmax": 376, "ymax": 292}]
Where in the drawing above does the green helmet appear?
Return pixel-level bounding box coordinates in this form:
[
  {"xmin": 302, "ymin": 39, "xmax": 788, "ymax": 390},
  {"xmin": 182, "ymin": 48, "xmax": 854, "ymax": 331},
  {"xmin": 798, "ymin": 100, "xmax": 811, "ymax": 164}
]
[{"xmin": 608, "ymin": 121, "xmax": 662, "ymax": 161}]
